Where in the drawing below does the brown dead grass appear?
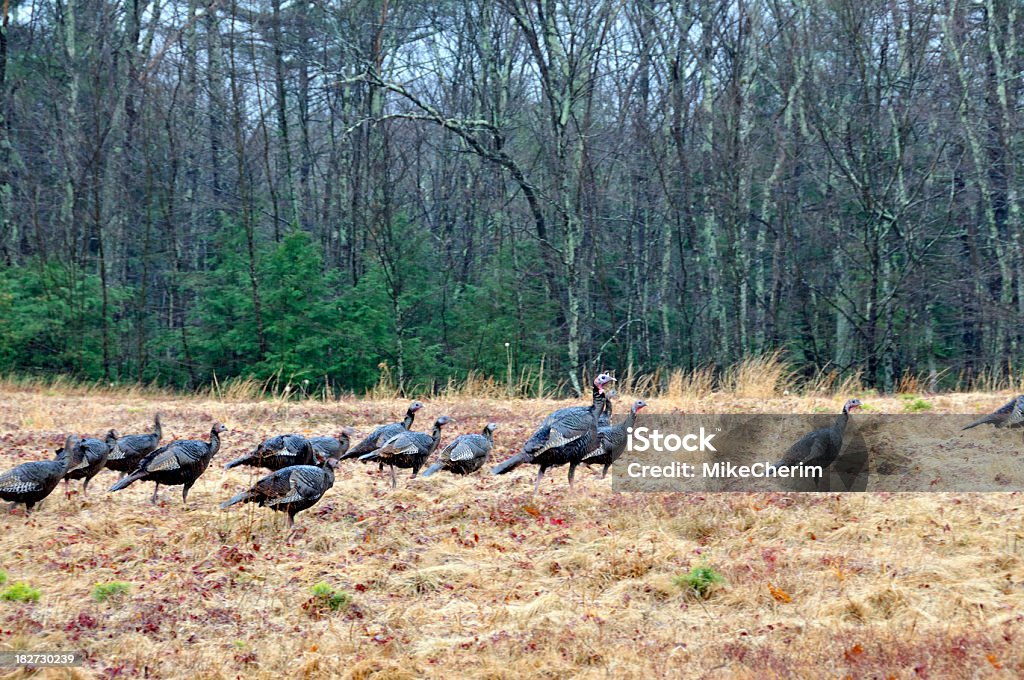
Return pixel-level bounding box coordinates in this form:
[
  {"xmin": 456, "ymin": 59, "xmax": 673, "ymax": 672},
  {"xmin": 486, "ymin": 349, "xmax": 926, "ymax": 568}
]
[{"xmin": 0, "ymin": 389, "xmax": 1022, "ymax": 679}]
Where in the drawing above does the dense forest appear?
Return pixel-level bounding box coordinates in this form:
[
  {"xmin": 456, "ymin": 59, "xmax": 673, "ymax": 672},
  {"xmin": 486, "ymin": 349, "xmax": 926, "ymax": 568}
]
[{"xmin": 0, "ymin": 0, "xmax": 1021, "ymax": 393}]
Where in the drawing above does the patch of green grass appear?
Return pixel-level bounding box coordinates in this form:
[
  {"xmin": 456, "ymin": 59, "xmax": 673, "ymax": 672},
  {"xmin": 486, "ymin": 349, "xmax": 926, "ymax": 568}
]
[
  {"xmin": 0, "ymin": 570, "xmax": 7, "ymax": 586},
  {"xmin": 901, "ymin": 396, "xmax": 932, "ymax": 412},
  {"xmin": 1, "ymin": 582, "xmax": 40, "ymax": 603},
  {"xmin": 674, "ymin": 566, "xmax": 724, "ymax": 599},
  {"xmin": 310, "ymin": 582, "xmax": 351, "ymax": 611},
  {"xmin": 91, "ymin": 581, "xmax": 131, "ymax": 602}
]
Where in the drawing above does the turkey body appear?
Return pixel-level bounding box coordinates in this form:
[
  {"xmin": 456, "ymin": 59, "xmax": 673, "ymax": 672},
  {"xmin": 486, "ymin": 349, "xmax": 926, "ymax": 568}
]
[
  {"xmin": 109, "ymin": 423, "xmax": 228, "ymax": 504},
  {"xmin": 962, "ymin": 395, "xmax": 1024, "ymax": 431},
  {"xmin": 770, "ymin": 399, "xmax": 862, "ymax": 486},
  {"xmin": 360, "ymin": 416, "xmax": 451, "ymax": 488},
  {"xmin": 221, "ymin": 458, "xmax": 341, "ymax": 529},
  {"xmin": 491, "ymin": 373, "xmax": 615, "ymax": 493},
  {"xmin": 1, "ymin": 435, "xmax": 87, "ymax": 512},
  {"xmin": 63, "ymin": 430, "xmax": 118, "ymax": 493},
  {"xmin": 421, "ymin": 423, "xmax": 496, "ymax": 477},
  {"xmin": 106, "ymin": 414, "xmax": 162, "ymax": 475},
  {"xmin": 581, "ymin": 400, "xmax": 646, "ymax": 478},
  {"xmin": 225, "ymin": 434, "xmax": 313, "ymax": 471},
  {"xmin": 342, "ymin": 402, "xmax": 424, "ymax": 464},
  {"xmin": 306, "ymin": 429, "xmax": 353, "ymax": 464}
]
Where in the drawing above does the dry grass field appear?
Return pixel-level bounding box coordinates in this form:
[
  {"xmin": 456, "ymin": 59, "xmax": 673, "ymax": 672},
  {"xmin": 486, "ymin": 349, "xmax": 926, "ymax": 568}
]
[{"xmin": 0, "ymin": 382, "xmax": 1022, "ymax": 679}]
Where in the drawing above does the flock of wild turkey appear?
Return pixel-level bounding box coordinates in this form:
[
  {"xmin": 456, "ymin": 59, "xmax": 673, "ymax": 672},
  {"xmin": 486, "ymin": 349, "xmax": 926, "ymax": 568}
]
[{"xmin": 0, "ymin": 373, "xmax": 1022, "ymax": 529}]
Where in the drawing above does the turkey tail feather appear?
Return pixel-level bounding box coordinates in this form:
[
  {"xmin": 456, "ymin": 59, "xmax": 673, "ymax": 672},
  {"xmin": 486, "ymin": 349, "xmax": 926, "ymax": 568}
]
[
  {"xmin": 491, "ymin": 453, "xmax": 529, "ymax": 475},
  {"xmin": 109, "ymin": 471, "xmax": 144, "ymax": 492},
  {"xmin": 419, "ymin": 463, "xmax": 442, "ymax": 478},
  {"xmin": 962, "ymin": 416, "xmax": 994, "ymax": 431},
  {"xmin": 220, "ymin": 491, "xmax": 253, "ymax": 509}
]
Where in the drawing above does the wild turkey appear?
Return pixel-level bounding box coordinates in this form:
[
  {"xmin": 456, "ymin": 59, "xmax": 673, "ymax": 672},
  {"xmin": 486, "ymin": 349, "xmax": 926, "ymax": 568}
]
[
  {"xmin": 62, "ymin": 429, "xmax": 118, "ymax": 494},
  {"xmin": 341, "ymin": 401, "xmax": 425, "ymax": 464},
  {"xmin": 962, "ymin": 395, "xmax": 1024, "ymax": 432},
  {"xmin": 0, "ymin": 435, "xmax": 87, "ymax": 513},
  {"xmin": 109, "ymin": 423, "xmax": 228, "ymax": 504},
  {"xmin": 491, "ymin": 373, "xmax": 615, "ymax": 494},
  {"xmin": 220, "ymin": 455, "xmax": 342, "ymax": 529},
  {"xmin": 306, "ymin": 428, "xmax": 354, "ymax": 463},
  {"xmin": 106, "ymin": 413, "xmax": 163, "ymax": 476},
  {"xmin": 769, "ymin": 399, "xmax": 862, "ymax": 484},
  {"xmin": 421, "ymin": 422, "xmax": 496, "ymax": 478},
  {"xmin": 225, "ymin": 433, "xmax": 313, "ymax": 471},
  {"xmin": 581, "ymin": 400, "xmax": 647, "ymax": 478},
  {"xmin": 359, "ymin": 416, "xmax": 452, "ymax": 489}
]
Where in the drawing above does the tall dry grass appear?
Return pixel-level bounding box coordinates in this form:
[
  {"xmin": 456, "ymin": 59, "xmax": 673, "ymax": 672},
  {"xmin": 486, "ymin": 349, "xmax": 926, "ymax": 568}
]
[
  {"xmin": 721, "ymin": 350, "xmax": 796, "ymax": 398},
  {"xmin": 10, "ymin": 349, "xmax": 1024, "ymax": 408}
]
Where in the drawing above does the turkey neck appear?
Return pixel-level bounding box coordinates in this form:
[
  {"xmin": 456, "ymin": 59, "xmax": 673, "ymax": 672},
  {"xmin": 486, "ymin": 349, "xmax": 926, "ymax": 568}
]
[
  {"xmin": 427, "ymin": 424, "xmax": 445, "ymax": 456},
  {"xmin": 831, "ymin": 411, "xmax": 850, "ymax": 441},
  {"xmin": 590, "ymin": 385, "xmax": 608, "ymax": 415},
  {"xmin": 321, "ymin": 464, "xmax": 337, "ymax": 488},
  {"xmin": 402, "ymin": 408, "xmax": 417, "ymax": 429},
  {"xmin": 622, "ymin": 406, "xmax": 640, "ymax": 431},
  {"xmin": 153, "ymin": 414, "xmax": 162, "ymax": 440},
  {"xmin": 209, "ymin": 428, "xmax": 222, "ymax": 457},
  {"xmin": 61, "ymin": 441, "xmax": 86, "ymax": 472}
]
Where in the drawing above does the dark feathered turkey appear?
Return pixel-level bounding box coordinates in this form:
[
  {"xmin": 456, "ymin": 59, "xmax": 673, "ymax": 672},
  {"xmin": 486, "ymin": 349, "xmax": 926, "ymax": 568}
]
[
  {"xmin": 106, "ymin": 413, "xmax": 162, "ymax": 475},
  {"xmin": 225, "ymin": 433, "xmax": 313, "ymax": 471},
  {"xmin": 581, "ymin": 400, "xmax": 646, "ymax": 478},
  {"xmin": 491, "ymin": 373, "xmax": 615, "ymax": 494},
  {"xmin": 306, "ymin": 428, "xmax": 354, "ymax": 464},
  {"xmin": 62, "ymin": 429, "xmax": 118, "ymax": 494},
  {"xmin": 109, "ymin": 423, "xmax": 228, "ymax": 504},
  {"xmin": 220, "ymin": 457, "xmax": 341, "ymax": 529},
  {"xmin": 341, "ymin": 401, "xmax": 424, "ymax": 464},
  {"xmin": 421, "ymin": 422, "xmax": 496, "ymax": 478},
  {"xmin": 359, "ymin": 416, "xmax": 451, "ymax": 489},
  {"xmin": 962, "ymin": 395, "xmax": 1024, "ymax": 431},
  {"xmin": 1, "ymin": 435, "xmax": 88, "ymax": 513},
  {"xmin": 770, "ymin": 399, "xmax": 862, "ymax": 485}
]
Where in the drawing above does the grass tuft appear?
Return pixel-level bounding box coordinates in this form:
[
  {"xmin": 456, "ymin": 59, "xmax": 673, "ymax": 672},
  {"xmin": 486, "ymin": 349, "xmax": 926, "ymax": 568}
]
[
  {"xmin": 723, "ymin": 350, "xmax": 795, "ymax": 398},
  {"xmin": 92, "ymin": 581, "xmax": 131, "ymax": 602},
  {"xmin": 308, "ymin": 582, "xmax": 351, "ymax": 612},
  {"xmin": 1, "ymin": 582, "xmax": 40, "ymax": 603},
  {"xmin": 674, "ymin": 565, "xmax": 724, "ymax": 599},
  {"xmin": 901, "ymin": 396, "xmax": 933, "ymax": 412},
  {"xmin": 664, "ymin": 365, "xmax": 716, "ymax": 400}
]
